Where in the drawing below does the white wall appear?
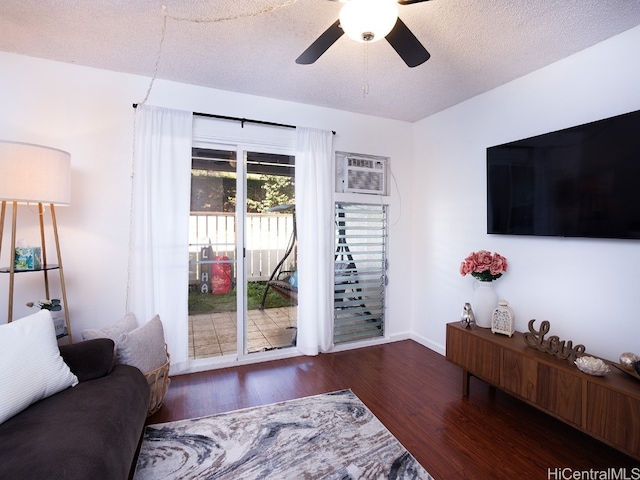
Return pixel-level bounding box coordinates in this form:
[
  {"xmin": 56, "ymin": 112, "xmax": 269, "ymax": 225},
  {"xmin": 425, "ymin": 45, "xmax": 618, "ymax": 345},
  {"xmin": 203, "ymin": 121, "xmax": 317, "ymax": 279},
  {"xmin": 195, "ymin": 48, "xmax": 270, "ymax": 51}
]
[
  {"xmin": 411, "ymin": 25, "xmax": 640, "ymax": 362},
  {"xmin": 6, "ymin": 24, "xmax": 637, "ymax": 365},
  {"xmin": 0, "ymin": 51, "xmax": 414, "ymax": 348}
]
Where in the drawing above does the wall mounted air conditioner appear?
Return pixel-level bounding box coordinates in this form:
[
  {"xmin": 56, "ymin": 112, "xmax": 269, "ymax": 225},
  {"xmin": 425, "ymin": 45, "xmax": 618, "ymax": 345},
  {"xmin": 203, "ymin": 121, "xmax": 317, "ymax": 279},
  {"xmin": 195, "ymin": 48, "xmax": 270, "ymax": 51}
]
[{"xmin": 335, "ymin": 152, "xmax": 388, "ymax": 195}]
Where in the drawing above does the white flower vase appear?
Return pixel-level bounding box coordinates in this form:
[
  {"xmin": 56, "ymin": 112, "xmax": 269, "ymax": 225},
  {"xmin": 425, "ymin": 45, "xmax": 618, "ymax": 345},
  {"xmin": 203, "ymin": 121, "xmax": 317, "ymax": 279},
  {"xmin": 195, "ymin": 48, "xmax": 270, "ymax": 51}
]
[
  {"xmin": 51, "ymin": 309, "xmax": 67, "ymax": 338},
  {"xmin": 472, "ymin": 280, "xmax": 498, "ymax": 328}
]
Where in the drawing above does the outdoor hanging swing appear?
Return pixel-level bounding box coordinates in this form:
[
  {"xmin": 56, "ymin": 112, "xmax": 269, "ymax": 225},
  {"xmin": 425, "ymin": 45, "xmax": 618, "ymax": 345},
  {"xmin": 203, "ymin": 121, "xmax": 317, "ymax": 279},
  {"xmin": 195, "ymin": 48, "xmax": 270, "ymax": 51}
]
[{"xmin": 259, "ymin": 204, "xmax": 298, "ymax": 308}]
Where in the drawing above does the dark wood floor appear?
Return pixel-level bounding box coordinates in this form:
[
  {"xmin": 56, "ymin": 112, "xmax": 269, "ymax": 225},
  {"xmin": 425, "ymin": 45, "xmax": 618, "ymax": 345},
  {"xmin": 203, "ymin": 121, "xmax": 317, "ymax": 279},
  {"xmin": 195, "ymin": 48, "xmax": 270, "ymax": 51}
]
[{"xmin": 148, "ymin": 340, "xmax": 638, "ymax": 479}]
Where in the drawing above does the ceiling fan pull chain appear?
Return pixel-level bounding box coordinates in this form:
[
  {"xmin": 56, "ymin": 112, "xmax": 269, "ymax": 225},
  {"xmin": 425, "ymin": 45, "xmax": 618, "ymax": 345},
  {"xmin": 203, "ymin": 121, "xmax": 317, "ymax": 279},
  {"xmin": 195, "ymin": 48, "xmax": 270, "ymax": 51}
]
[{"xmin": 362, "ymin": 42, "xmax": 370, "ymax": 98}]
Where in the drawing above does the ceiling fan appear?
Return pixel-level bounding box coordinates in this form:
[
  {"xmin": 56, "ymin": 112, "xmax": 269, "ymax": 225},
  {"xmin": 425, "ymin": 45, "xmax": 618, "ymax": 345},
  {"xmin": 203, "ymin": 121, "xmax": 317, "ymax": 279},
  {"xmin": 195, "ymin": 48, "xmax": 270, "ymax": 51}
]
[{"xmin": 296, "ymin": 0, "xmax": 433, "ymax": 68}]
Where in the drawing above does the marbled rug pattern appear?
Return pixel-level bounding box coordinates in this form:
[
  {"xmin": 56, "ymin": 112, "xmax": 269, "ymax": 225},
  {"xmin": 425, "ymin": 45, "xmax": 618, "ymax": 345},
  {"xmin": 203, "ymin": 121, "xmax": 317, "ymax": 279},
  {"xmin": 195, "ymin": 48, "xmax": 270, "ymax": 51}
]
[{"xmin": 134, "ymin": 389, "xmax": 434, "ymax": 479}]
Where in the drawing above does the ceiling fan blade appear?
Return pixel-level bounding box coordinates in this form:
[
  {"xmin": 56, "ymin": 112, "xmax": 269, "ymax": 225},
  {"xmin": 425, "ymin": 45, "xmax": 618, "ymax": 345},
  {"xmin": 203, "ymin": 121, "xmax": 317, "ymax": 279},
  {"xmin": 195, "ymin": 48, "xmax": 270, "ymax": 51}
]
[
  {"xmin": 397, "ymin": 0, "xmax": 434, "ymax": 5},
  {"xmin": 296, "ymin": 19, "xmax": 344, "ymax": 65},
  {"xmin": 385, "ymin": 17, "xmax": 430, "ymax": 67}
]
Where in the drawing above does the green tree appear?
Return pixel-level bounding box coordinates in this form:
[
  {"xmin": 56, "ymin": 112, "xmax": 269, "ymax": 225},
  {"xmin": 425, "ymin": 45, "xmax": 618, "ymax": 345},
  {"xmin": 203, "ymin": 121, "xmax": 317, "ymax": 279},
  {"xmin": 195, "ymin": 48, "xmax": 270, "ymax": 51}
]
[
  {"xmin": 191, "ymin": 172, "xmax": 294, "ymax": 214},
  {"xmin": 246, "ymin": 174, "xmax": 294, "ymax": 213}
]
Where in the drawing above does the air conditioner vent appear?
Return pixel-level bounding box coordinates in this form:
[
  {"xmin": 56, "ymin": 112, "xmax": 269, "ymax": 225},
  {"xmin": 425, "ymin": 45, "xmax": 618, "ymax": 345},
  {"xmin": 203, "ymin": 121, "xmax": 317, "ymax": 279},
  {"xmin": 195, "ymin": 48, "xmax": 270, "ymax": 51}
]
[
  {"xmin": 347, "ymin": 158, "xmax": 383, "ymax": 169},
  {"xmin": 336, "ymin": 152, "xmax": 388, "ymax": 195}
]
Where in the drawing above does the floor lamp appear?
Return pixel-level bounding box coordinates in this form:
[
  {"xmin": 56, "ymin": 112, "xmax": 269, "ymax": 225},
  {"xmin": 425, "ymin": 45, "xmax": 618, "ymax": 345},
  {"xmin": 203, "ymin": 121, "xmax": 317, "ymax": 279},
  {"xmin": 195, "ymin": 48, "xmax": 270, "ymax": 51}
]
[{"xmin": 0, "ymin": 141, "xmax": 72, "ymax": 341}]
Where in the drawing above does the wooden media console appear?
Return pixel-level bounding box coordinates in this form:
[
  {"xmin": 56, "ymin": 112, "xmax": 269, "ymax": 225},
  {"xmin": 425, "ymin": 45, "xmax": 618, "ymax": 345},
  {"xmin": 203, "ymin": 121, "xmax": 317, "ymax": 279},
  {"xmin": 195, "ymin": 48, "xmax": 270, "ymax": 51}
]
[{"xmin": 446, "ymin": 322, "xmax": 640, "ymax": 460}]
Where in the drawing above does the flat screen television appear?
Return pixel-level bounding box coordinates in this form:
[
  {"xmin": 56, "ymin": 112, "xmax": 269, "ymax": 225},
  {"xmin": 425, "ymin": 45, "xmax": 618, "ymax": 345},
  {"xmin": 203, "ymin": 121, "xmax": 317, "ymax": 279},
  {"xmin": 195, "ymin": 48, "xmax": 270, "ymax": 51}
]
[{"xmin": 487, "ymin": 109, "xmax": 640, "ymax": 240}]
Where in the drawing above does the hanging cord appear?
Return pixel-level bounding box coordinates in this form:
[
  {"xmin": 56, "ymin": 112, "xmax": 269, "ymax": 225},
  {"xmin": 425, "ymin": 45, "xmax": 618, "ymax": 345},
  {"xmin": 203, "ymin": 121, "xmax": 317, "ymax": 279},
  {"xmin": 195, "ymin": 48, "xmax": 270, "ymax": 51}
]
[
  {"xmin": 164, "ymin": 0, "xmax": 298, "ymax": 23},
  {"xmin": 127, "ymin": 1, "xmax": 300, "ymax": 312},
  {"xmin": 362, "ymin": 42, "xmax": 370, "ymax": 98},
  {"xmin": 125, "ymin": 106, "xmax": 138, "ymax": 313},
  {"xmin": 137, "ymin": 11, "xmax": 168, "ymax": 107},
  {"xmin": 136, "ymin": 1, "xmax": 299, "ymax": 107},
  {"xmin": 388, "ymin": 164, "xmax": 402, "ymax": 227}
]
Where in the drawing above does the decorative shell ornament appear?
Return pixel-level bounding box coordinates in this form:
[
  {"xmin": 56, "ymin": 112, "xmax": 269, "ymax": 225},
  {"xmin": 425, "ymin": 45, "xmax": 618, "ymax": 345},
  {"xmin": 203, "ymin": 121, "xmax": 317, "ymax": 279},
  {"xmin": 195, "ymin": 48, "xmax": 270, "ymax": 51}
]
[{"xmin": 575, "ymin": 356, "xmax": 611, "ymax": 376}]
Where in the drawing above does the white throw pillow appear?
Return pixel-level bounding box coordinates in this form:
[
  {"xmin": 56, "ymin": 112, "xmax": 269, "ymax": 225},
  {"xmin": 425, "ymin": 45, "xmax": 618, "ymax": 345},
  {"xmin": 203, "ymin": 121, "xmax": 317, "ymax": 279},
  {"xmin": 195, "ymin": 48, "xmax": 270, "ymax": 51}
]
[
  {"xmin": 118, "ymin": 315, "xmax": 167, "ymax": 374},
  {"xmin": 0, "ymin": 310, "xmax": 79, "ymax": 425}
]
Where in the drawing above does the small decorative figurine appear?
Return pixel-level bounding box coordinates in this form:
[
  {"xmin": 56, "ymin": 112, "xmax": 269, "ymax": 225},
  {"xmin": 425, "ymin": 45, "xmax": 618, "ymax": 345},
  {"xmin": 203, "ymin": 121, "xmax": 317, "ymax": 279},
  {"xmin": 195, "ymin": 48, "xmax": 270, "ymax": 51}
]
[
  {"xmin": 461, "ymin": 303, "xmax": 475, "ymax": 328},
  {"xmin": 491, "ymin": 300, "xmax": 515, "ymax": 337}
]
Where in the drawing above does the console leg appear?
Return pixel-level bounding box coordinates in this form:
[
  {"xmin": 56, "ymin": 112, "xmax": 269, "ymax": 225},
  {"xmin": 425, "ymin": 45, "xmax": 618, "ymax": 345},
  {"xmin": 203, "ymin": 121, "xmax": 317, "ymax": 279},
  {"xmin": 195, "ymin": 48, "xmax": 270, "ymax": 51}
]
[{"xmin": 462, "ymin": 369, "xmax": 470, "ymax": 397}]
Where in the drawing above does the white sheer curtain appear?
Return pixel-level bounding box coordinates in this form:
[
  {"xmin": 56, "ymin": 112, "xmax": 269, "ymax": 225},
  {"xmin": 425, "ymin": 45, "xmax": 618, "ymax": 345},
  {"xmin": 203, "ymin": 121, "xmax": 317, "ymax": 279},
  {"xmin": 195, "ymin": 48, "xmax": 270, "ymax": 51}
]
[
  {"xmin": 295, "ymin": 127, "xmax": 334, "ymax": 355},
  {"xmin": 128, "ymin": 105, "xmax": 192, "ymax": 374}
]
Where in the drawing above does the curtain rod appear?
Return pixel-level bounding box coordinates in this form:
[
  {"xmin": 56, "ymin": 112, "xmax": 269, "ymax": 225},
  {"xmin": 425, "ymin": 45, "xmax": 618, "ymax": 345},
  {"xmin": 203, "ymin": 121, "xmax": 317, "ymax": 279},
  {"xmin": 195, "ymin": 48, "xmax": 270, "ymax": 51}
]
[{"xmin": 132, "ymin": 104, "xmax": 335, "ymax": 135}]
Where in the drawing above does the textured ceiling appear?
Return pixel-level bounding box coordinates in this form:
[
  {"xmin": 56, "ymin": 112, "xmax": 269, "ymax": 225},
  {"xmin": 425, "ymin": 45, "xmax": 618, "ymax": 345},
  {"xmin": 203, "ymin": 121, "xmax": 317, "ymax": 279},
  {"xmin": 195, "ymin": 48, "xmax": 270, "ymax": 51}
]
[{"xmin": 1, "ymin": 0, "xmax": 640, "ymax": 122}]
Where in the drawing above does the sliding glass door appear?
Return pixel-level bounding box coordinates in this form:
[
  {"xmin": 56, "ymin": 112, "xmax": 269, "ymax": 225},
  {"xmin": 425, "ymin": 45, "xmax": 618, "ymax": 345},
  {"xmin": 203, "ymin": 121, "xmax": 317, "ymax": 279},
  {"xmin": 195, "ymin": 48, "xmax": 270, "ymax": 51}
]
[
  {"xmin": 189, "ymin": 148, "xmax": 239, "ymax": 359},
  {"xmin": 245, "ymin": 152, "xmax": 297, "ymax": 353},
  {"xmin": 188, "ymin": 146, "xmax": 297, "ymax": 360}
]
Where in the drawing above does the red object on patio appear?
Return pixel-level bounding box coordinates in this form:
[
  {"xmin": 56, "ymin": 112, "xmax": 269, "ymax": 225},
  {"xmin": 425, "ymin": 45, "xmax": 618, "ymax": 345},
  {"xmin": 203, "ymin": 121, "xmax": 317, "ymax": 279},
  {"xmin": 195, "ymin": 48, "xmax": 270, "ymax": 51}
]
[{"xmin": 211, "ymin": 256, "xmax": 232, "ymax": 294}]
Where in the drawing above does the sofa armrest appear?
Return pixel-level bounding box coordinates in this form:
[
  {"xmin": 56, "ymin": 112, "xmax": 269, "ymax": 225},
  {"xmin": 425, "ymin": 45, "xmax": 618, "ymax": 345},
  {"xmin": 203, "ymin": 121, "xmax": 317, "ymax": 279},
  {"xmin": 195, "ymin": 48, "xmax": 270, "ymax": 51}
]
[{"xmin": 59, "ymin": 338, "xmax": 115, "ymax": 382}]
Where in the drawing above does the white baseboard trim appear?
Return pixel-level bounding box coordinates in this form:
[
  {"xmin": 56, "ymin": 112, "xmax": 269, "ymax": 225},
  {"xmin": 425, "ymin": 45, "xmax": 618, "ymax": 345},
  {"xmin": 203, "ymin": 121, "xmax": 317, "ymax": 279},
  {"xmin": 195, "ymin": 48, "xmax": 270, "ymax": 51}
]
[
  {"xmin": 409, "ymin": 332, "xmax": 445, "ymax": 356},
  {"xmin": 173, "ymin": 332, "xmax": 444, "ymax": 376}
]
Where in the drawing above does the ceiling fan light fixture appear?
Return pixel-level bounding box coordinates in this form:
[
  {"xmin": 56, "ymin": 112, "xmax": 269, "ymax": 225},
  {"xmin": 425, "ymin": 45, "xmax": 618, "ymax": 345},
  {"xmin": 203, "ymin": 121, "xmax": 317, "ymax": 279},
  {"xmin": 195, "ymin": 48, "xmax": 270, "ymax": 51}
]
[{"xmin": 339, "ymin": 0, "xmax": 399, "ymax": 43}]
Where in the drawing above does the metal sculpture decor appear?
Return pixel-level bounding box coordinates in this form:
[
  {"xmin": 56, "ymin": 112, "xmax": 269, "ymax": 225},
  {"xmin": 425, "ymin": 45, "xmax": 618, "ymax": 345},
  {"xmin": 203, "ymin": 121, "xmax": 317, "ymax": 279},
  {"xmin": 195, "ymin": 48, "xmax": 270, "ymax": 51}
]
[
  {"xmin": 460, "ymin": 302, "xmax": 475, "ymax": 329},
  {"xmin": 523, "ymin": 319, "xmax": 586, "ymax": 362}
]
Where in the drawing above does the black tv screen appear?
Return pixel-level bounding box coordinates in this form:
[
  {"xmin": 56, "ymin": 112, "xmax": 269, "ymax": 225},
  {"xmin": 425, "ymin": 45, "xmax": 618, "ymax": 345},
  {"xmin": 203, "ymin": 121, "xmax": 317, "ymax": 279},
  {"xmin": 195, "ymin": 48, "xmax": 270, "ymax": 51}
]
[{"xmin": 487, "ymin": 109, "xmax": 640, "ymax": 240}]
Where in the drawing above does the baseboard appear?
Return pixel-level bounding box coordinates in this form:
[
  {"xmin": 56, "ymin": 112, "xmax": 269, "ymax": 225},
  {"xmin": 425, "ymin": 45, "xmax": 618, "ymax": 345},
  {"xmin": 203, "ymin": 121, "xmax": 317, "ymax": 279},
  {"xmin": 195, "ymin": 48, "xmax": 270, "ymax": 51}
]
[
  {"xmin": 410, "ymin": 332, "xmax": 445, "ymax": 356},
  {"xmin": 327, "ymin": 332, "xmax": 411, "ymax": 353},
  {"xmin": 174, "ymin": 332, "xmax": 444, "ymax": 376},
  {"xmin": 176, "ymin": 347, "xmax": 303, "ymax": 375}
]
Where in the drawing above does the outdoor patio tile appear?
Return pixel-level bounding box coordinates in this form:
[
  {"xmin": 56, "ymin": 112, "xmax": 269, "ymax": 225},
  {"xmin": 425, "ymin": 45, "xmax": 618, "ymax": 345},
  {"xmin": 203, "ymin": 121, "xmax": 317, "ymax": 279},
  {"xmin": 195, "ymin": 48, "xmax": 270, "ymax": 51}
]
[
  {"xmin": 267, "ymin": 335, "xmax": 296, "ymax": 348},
  {"xmin": 193, "ymin": 334, "xmax": 218, "ymax": 346},
  {"xmin": 247, "ymin": 339, "xmax": 272, "ymax": 352},
  {"xmin": 257, "ymin": 324, "xmax": 285, "ymax": 334},
  {"xmin": 194, "ymin": 344, "xmax": 222, "ymax": 357},
  {"xmin": 214, "ymin": 326, "xmax": 237, "ymax": 337},
  {"xmin": 190, "ymin": 317, "xmax": 213, "ymax": 326},
  {"xmin": 190, "ymin": 323, "xmax": 211, "ymax": 333},
  {"xmin": 270, "ymin": 319, "xmax": 296, "ymax": 328},
  {"xmin": 268, "ymin": 311, "xmax": 296, "ymax": 319},
  {"xmin": 252, "ymin": 318, "xmax": 278, "ymax": 327},
  {"xmin": 215, "ymin": 326, "xmax": 237, "ymax": 335},
  {"xmin": 269, "ymin": 317, "xmax": 297, "ymax": 325},
  {"xmin": 216, "ymin": 333, "xmax": 237, "ymax": 344},
  {"xmin": 272, "ymin": 307, "xmax": 296, "ymax": 316},
  {"xmin": 247, "ymin": 317, "xmax": 270, "ymax": 325},
  {"xmin": 189, "ymin": 305, "xmax": 298, "ymax": 359},
  {"xmin": 253, "ymin": 317, "xmax": 277, "ymax": 325},
  {"xmin": 220, "ymin": 342, "xmax": 237, "ymax": 355},
  {"xmin": 215, "ymin": 325, "xmax": 238, "ymax": 335},
  {"xmin": 247, "ymin": 330, "xmax": 266, "ymax": 340}
]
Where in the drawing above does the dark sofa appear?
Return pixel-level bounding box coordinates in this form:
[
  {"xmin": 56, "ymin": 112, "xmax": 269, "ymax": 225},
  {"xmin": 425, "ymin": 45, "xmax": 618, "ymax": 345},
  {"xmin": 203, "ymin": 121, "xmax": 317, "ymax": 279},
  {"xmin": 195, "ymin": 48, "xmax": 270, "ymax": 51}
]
[{"xmin": 0, "ymin": 338, "xmax": 150, "ymax": 480}]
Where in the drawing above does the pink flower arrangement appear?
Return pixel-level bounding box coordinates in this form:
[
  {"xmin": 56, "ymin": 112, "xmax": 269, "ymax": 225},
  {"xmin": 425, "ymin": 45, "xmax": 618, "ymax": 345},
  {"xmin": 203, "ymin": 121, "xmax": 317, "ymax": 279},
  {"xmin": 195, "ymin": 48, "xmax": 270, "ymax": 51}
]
[{"xmin": 460, "ymin": 250, "xmax": 508, "ymax": 282}]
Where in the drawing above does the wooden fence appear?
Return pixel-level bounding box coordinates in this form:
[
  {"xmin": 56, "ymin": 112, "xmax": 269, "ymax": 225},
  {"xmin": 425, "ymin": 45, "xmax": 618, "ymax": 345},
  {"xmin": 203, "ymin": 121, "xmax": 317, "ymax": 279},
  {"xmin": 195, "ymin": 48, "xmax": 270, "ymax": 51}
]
[{"xmin": 189, "ymin": 212, "xmax": 296, "ymax": 283}]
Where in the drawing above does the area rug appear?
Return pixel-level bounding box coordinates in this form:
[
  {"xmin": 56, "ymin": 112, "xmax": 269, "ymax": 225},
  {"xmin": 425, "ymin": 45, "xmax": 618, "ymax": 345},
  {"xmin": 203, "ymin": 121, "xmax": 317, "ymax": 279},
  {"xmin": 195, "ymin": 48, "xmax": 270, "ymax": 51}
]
[{"xmin": 133, "ymin": 389, "xmax": 434, "ymax": 479}]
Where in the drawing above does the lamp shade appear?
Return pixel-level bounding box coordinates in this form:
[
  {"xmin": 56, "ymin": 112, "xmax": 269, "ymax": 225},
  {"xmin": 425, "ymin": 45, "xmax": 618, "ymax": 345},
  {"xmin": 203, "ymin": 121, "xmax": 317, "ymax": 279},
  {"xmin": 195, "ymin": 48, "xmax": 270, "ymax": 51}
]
[
  {"xmin": 0, "ymin": 141, "xmax": 71, "ymax": 205},
  {"xmin": 339, "ymin": 0, "xmax": 399, "ymax": 43}
]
